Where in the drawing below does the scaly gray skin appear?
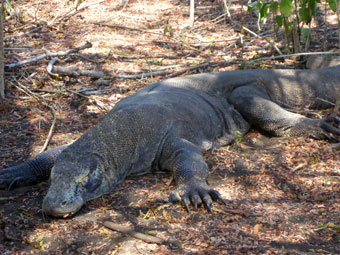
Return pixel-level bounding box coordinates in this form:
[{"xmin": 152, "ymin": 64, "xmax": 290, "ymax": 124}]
[{"xmin": 1, "ymin": 66, "xmax": 340, "ymax": 217}]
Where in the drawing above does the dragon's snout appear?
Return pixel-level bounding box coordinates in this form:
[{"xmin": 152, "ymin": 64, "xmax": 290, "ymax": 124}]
[{"xmin": 42, "ymin": 192, "xmax": 84, "ymax": 218}]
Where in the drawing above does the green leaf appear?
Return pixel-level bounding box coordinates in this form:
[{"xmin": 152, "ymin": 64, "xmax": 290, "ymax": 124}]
[
  {"xmin": 5, "ymin": 0, "xmax": 12, "ymax": 9},
  {"xmin": 298, "ymin": 7, "xmax": 310, "ymax": 22},
  {"xmin": 275, "ymin": 15, "xmax": 283, "ymax": 27},
  {"xmin": 235, "ymin": 130, "xmax": 243, "ymax": 139},
  {"xmin": 308, "ymin": 0, "xmax": 317, "ymax": 16},
  {"xmin": 326, "ymin": 0, "xmax": 338, "ymax": 12},
  {"xmin": 271, "ymin": 1, "xmax": 279, "ymax": 13},
  {"xmin": 280, "ymin": 0, "xmax": 294, "ymax": 17},
  {"xmin": 248, "ymin": 1, "xmax": 259, "ymax": 11},
  {"xmin": 260, "ymin": 3, "xmax": 271, "ymax": 20}
]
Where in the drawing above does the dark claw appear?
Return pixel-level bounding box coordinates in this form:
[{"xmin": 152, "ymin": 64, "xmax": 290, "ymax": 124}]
[
  {"xmin": 171, "ymin": 181, "xmax": 225, "ymax": 212},
  {"xmin": 321, "ymin": 131, "xmax": 333, "ymax": 141},
  {"xmin": 209, "ymin": 189, "xmax": 226, "ymax": 204},
  {"xmin": 335, "ymin": 117, "xmax": 340, "ymax": 125},
  {"xmin": 169, "ymin": 191, "xmax": 181, "ymax": 204},
  {"xmin": 319, "ymin": 130, "xmax": 340, "ymax": 143},
  {"xmin": 182, "ymin": 194, "xmax": 191, "ymax": 212},
  {"xmin": 310, "ymin": 134, "xmax": 321, "ymax": 140},
  {"xmin": 202, "ymin": 195, "xmax": 212, "ymax": 213},
  {"xmin": 191, "ymin": 194, "xmax": 202, "ymax": 210},
  {"xmin": 326, "ymin": 116, "xmax": 340, "ymax": 125},
  {"xmin": 320, "ymin": 121, "xmax": 340, "ymax": 136},
  {"xmin": 8, "ymin": 177, "xmax": 20, "ymax": 191}
]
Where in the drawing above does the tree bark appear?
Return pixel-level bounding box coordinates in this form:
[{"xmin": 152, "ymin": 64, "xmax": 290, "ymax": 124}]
[
  {"xmin": 0, "ymin": 3, "xmax": 5, "ymax": 100},
  {"xmin": 189, "ymin": 0, "xmax": 195, "ymax": 28}
]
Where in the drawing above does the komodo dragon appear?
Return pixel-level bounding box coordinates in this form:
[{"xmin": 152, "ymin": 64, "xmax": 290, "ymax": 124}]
[{"xmin": 1, "ymin": 66, "xmax": 340, "ymax": 218}]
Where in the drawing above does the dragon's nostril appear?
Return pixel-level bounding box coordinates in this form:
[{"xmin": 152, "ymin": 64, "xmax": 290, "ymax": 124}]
[{"xmin": 61, "ymin": 200, "xmax": 67, "ymax": 206}]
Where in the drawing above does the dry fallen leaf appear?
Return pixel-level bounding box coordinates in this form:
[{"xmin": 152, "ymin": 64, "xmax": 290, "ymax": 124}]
[{"xmin": 253, "ymin": 224, "xmax": 262, "ymax": 236}]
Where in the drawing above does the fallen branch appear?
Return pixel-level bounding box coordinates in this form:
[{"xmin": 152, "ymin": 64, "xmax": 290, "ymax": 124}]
[
  {"xmin": 46, "ymin": 58, "xmax": 60, "ymax": 76},
  {"xmin": 50, "ymin": 60, "xmax": 238, "ymax": 80},
  {"xmin": 167, "ymin": 60, "xmax": 238, "ymax": 78},
  {"xmin": 113, "ymin": 54, "xmax": 186, "ymax": 60},
  {"xmin": 241, "ymin": 51, "xmax": 340, "ymax": 68},
  {"xmin": 103, "ymin": 221, "xmax": 181, "ymax": 248},
  {"xmin": 93, "ymin": 23, "xmax": 163, "ymax": 35},
  {"xmin": 51, "ymin": 65, "xmax": 167, "ymax": 79},
  {"xmin": 4, "ymin": 26, "xmax": 44, "ymax": 42},
  {"xmin": 5, "ymin": 42, "xmax": 92, "ymax": 69}
]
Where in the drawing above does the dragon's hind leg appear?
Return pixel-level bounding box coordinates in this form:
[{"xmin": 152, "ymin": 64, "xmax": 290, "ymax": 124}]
[{"xmin": 229, "ymin": 84, "xmax": 340, "ymax": 140}]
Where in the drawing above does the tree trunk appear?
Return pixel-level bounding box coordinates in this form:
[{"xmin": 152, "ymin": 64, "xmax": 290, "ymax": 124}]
[
  {"xmin": 189, "ymin": 0, "xmax": 195, "ymax": 28},
  {"xmin": 0, "ymin": 3, "xmax": 5, "ymax": 100}
]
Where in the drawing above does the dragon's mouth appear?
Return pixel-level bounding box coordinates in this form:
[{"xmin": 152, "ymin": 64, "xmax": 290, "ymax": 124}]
[
  {"xmin": 45, "ymin": 209, "xmax": 78, "ymax": 218},
  {"xmin": 42, "ymin": 194, "xmax": 84, "ymax": 218}
]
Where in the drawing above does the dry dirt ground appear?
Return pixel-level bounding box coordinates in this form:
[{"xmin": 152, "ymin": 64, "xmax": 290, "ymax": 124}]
[{"xmin": 0, "ymin": 0, "xmax": 340, "ymax": 254}]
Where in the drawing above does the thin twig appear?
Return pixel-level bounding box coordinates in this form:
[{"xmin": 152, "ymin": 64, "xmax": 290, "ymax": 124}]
[
  {"xmin": 50, "ymin": 0, "xmax": 107, "ymax": 24},
  {"xmin": 223, "ymin": 8, "xmax": 282, "ymax": 56},
  {"xmin": 4, "ymin": 47, "xmax": 32, "ymax": 51},
  {"xmin": 4, "ymin": 26, "xmax": 44, "ymax": 41},
  {"xmin": 112, "ymin": 0, "xmax": 130, "ymax": 20},
  {"xmin": 113, "ymin": 54, "xmax": 186, "ymax": 60},
  {"xmin": 241, "ymin": 26, "xmax": 283, "ymax": 55},
  {"xmin": 242, "ymin": 51, "xmax": 340, "ymax": 66},
  {"xmin": 51, "ymin": 65, "xmax": 168, "ymax": 79},
  {"xmin": 39, "ymin": 104, "xmax": 56, "ymax": 153},
  {"xmin": 93, "ymin": 23, "xmax": 164, "ymax": 35},
  {"xmin": 11, "ymin": 81, "xmax": 57, "ymax": 153},
  {"xmin": 65, "ymin": 88, "xmax": 107, "ymax": 111},
  {"xmin": 167, "ymin": 60, "xmax": 238, "ymax": 78},
  {"xmin": 31, "ymin": 87, "xmax": 108, "ymax": 110},
  {"xmin": 5, "ymin": 0, "xmax": 107, "ymax": 42},
  {"xmin": 6, "ymin": 42, "xmax": 92, "ymax": 69}
]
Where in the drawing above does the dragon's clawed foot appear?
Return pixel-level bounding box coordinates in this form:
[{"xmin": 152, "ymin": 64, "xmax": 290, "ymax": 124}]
[
  {"xmin": 308, "ymin": 117, "xmax": 340, "ymax": 142},
  {"xmin": 169, "ymin": 180, "xmax": 226, "ymax": 212},
  {"xmin": 291, "ymin": 117, "xmax": 340, "ymax": 142}
]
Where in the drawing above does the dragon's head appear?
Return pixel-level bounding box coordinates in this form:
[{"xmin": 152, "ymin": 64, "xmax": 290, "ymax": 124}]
[{"xmin": 42, "ymin": 150, "xmax": 109, "ymax": 218}]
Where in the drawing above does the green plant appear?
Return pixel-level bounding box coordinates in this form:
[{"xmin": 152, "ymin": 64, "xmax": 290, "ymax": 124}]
[{"xmin": 248, "ymin": 0, "xmax": 339, "ymax": 53}]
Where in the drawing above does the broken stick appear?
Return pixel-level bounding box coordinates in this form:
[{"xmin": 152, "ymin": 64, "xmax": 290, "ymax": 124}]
[
  {"xmin": 5, "ymin": 42, "xmax": 92, "ymax": 69},
  {"xmin": 103, "ymin": 221, "xmax": 181, "ymax": 248}
]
